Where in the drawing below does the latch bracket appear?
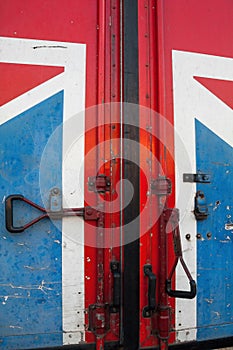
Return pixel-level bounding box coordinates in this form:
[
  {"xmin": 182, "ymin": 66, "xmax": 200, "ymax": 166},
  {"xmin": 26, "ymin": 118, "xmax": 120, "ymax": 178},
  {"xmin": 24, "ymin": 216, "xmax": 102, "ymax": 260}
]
[
  {"xmin": 194, "ymin": 190, "xmax": 209, "ymax": 221},
  {"xmin": 151, "ymin": 176, "xmax": 172, "ymax": 196},
  {"xmin": 183, "ymin": 173, "xmax": 210, "ymax": 183},
  {"xmin": 88, "ymin": 174, "xmax": 111, "ymax": 193},
  {"xmin": 88, "ymin": 303, "xmax": 110, "ymax": 336}
]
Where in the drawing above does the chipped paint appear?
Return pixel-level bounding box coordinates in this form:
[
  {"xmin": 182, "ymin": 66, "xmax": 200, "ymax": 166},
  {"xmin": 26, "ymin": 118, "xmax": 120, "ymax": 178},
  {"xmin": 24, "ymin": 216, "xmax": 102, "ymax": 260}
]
[
  {"xmin": 24, "ymin": 265, "xmax": 49, "ymax": 270},
  {"xmin": 54, "ymin": 239, "xmax": 61, "ymax": 244},
  {"xmin": 225, "ymin": 223, "xmax": 233, "ymax": 230},
  {"xmin": 204, "ymin": 298, "xmax": 214, "ymax": 304}
]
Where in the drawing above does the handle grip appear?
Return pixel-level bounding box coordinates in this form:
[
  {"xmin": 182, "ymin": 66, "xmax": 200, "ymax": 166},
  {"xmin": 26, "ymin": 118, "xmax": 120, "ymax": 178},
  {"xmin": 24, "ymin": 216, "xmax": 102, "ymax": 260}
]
[
  {"xmin": 166, "ymin": 279, "xmax": 196, "ymax": 299},
  {"xmin": 5, "ymin": 194, "xmax": 47, "ymax": 233},
  {"xmin": 143, "ymin": 264, "xmax": 156, "ymax": 317},
  {"xmin": 110, "ymin": 261, "xmax": 121, "ymax": 312},
  {"xmin": 5, "ymin": 195, "xmax": 25, "ymax": 233}
]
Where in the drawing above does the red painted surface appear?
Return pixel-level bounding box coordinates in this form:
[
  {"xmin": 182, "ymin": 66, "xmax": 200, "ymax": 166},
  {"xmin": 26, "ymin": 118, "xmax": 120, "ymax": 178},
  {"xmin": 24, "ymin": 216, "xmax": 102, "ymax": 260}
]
[
  {"xmin": 194, "ymin": 77, "xmax": 233, "ymax": 110},
  {"xmin": 0, "ymin": 0, "xmax": 98, "ymax": 109},
  {"xmin": 0, "ymin": 63, "xmax": 64, "ymax": 106}
]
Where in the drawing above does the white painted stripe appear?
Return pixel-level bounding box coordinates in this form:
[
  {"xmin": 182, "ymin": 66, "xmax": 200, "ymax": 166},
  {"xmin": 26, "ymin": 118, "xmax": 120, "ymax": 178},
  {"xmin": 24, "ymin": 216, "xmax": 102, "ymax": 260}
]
[
  {"xmin": 0, "ymin": 37, "xmax": 86, "ymax": 344},
  {"xmin": 172, "ymin": 50, "xmax": 233, "ymax": 342}
]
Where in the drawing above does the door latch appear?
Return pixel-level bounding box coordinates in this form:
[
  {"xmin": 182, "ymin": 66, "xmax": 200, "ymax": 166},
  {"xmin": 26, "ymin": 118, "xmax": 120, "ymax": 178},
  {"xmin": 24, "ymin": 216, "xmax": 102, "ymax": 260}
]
[{"xmin": 194, "ymin": 190, "xmax": 209, "ymax": 221}]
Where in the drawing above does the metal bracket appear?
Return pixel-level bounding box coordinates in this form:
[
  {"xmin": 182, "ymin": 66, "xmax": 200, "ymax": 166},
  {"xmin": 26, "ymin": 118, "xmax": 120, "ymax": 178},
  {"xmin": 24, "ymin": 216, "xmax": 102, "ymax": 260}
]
[
  {"xmin": 88, "ymin": 174, "xmax": 111, "ymax": 193},
  {"xmin": 151, "ymin": 176, "xmax": 172, "ymax": 196},
  {"xmin": 194, "ymin": 190, "xmax": 209, "ymax": 221},
  {"xmin": 183, "ymin": 173, "xmax": 210, "ymax": 183},
  {"xmin": 88, "ymin": 303, "xmax": 110, "ymax": 336}
]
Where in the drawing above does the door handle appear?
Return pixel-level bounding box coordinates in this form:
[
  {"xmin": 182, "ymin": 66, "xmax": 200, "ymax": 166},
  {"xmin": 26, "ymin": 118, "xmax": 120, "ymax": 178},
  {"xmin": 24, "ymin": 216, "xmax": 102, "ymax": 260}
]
[
  {"xmin": 5, "ymin": 194, "xmax": 100, "ymax": 233},
  {"xmin": 143, "ymin": 264, "xmax": 156, "ymax": 317},
  {"xmin": 110, "ymin": 261, "xmax": 121, "ymax": 312}
]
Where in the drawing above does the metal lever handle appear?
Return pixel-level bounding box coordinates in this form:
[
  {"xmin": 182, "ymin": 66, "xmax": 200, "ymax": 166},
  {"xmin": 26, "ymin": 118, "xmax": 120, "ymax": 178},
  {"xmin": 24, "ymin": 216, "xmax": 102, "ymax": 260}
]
[
  {"xmin": 110, "ymin": 261, "xmax": 121, "ymax": 312},
  {"xmin": 5, "ymin": 195, "xmax": 47, "ymax": 233},
  {"xmin": 5, "ymin": 194, "xmax": 99, "ymax": 233},
  {"xmin": 143, "ymin": 264, "xmax": 156, "ymax": 317},
  {"xmin": 164, "ymin": 208, "xmax": 197, "ymax": 299},
  {"xmin": 166, "ymin": 255, "xmax": 197, "ymax": 299},
  {"xmin": 166, "ymin": 279, "xmax": 196, "ymax": 299}
]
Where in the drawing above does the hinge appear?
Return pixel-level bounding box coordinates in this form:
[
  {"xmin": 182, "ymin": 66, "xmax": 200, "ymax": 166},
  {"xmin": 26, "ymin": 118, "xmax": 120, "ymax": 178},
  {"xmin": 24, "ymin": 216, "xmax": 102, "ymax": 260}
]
[
  {"xmin": 88, "ymin": 303, "xmax": 110, "ymax": 336},
  {"xmin": 88, "ymin": 174, "xmax": 111, "ymax": 193},
  {"xmin": 151, "ymin": 176, "xmax": 172, "ymax": 196}
]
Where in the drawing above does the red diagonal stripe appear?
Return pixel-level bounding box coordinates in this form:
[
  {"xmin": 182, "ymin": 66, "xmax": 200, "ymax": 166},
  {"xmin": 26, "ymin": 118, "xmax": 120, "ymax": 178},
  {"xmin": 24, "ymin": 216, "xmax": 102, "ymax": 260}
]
[
  {"xmin": 194, "ymin": 76, "xmax": 233, "ymax": 110},
  {"xmin": 0, "ymin": 63, "xmax": 64, "ymax": 106}
]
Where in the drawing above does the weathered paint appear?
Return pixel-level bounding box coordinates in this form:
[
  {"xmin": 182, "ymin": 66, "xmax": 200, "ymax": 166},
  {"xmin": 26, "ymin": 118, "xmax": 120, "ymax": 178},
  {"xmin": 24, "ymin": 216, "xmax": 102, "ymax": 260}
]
[
  {"xmin": 0, "ymin": 36, "xmax": 86, "ymax": 348},
  {"xmin": 196, "ymin": 120, "xmax": 233, "ymax": 340},
  {"xmin": 173, "ymin": 50, "xmax": 233, "ymax": 341},
  {"xmin": 0, "ymin": 92, "xmax": 63, "ymax": 349}
]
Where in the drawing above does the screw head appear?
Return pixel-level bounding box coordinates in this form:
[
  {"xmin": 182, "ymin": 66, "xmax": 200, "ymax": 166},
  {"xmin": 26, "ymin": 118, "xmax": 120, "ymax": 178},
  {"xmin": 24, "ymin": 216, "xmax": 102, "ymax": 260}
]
[{"xmin": 186, "ymin": 233, "xmax": 191, "ymax": 240}]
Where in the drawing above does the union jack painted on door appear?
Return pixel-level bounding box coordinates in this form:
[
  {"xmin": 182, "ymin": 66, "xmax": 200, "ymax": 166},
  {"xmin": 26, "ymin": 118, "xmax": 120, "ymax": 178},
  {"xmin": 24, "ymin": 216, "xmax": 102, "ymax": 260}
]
[{"xmin": 0, "ymin": 35, "xmax": 86, "ymax": 348}]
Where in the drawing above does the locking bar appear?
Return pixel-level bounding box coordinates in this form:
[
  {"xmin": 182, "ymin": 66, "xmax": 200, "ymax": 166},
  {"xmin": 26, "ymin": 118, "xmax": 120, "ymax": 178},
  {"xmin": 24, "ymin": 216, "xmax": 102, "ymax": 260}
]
[
  {"xmin": 5, "ymin": 194, "xmax": 100, "ymax": 233},
  {"xmin": 143, "ymin": 264, "xmax": 156, "ymax": 318}
]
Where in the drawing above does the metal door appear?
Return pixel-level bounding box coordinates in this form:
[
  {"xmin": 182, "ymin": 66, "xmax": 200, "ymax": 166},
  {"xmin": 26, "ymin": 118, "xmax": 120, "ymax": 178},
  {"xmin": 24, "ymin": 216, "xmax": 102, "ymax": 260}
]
[
  {"xmin": 0, "ymin": 1, "xmax": 122, "ymax": 349},
  {"xmin": 138, "ymin": 0, "xmax": 233, "ymax": 348}
]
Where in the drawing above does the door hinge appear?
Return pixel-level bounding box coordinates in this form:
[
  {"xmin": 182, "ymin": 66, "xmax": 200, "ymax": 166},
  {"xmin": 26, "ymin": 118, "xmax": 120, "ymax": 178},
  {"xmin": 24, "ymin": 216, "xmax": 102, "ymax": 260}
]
[
  {"xmin": 88, "ymin": 174, "xmax": 111, "ymax": 193},
  {"xmin": 88, "ymin": 303, "xmax": 110, "ymax": 336},
  {"xmin": 151, "ymin": 176, "xmax": 172, "ymax": 196}
]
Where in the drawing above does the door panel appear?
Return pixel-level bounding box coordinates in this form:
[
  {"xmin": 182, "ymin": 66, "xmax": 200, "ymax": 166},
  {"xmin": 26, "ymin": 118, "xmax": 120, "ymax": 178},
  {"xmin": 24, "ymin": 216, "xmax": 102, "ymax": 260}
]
[
  {"xmin": 138, "ymin": 0, "xmax": 233, "ymax": 347},
  {"xmin": 0, "ymin": 2, "xmax": 122, "ymax": 349}
]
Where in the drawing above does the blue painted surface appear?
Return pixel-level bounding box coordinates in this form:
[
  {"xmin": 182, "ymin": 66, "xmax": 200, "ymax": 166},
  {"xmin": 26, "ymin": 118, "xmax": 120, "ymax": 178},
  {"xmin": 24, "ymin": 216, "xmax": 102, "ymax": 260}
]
[
  {"xmin": 196, "ymin": 120, "xmax": 233, "ymax": 340},
  {"xmin": 0, "ymin": 92, "xmax": 63, "ymax": 349}
]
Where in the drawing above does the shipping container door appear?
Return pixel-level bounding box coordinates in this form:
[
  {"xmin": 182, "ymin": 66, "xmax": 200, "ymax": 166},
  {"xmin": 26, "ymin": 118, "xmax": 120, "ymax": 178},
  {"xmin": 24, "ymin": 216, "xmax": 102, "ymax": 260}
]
[
  {"xmin": 0, "ymin": 1, "xmax": 121, "ymax": 349},
  {"xmin": 138, "ymin": 0, "xmax": 233, "ymax": 348}
]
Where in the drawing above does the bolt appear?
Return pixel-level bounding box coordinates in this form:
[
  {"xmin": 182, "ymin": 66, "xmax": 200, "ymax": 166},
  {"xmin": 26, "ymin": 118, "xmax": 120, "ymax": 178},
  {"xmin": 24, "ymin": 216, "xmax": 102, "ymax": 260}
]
[
  {"xmin": 196, "ymin": 233, "xmax": 202, "ymax": 239},
  {"xmin": 52, "ymin": 188, "xmax": 59, "ymax": 195},
  {"xmin": 86, "ymin": 208, "xmax": 93, "ymax": 216},
  {"xmin": 207, "ymin": 232, "xmax": 212, "ymax": 239},
  {"xmin": 185, "ymin": 233, "xmax": 191, "ymax": 240}
]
